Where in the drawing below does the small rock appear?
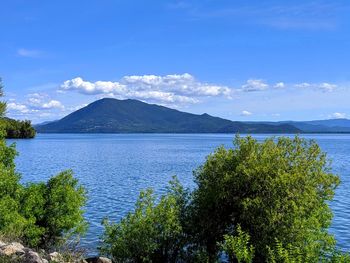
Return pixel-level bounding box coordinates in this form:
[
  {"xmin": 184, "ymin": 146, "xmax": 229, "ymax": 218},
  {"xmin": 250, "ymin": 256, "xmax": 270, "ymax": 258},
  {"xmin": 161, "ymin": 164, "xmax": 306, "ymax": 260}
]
[
  {"xmin": 24, "ymin": 250, "xmax": 45, "ymax": 263},
  {"xmin": 0, "ymin": 242, "xmax": 25, "ymax": 256},
  {"xmin": 49, "ymin": 251, "xmax": 64, "ymax": 262},
  {"xmin": 85, "ymin": 257, "xmax": 112, "ymax": 263},
  {"xmin": 0, "ymin": 240, "xmax": 7, "ymax": 247}
]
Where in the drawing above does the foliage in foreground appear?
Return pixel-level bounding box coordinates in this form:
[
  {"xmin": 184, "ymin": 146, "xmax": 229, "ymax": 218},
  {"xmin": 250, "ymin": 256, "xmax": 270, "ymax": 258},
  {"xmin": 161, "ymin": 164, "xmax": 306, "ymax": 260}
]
[
  {"xmin": 0, "ymin": 78, "xmax": 87, "ymax": 249},
  {"xmin": 101, "ymin": 135, "xmax": 349, "ymax": 262},
  {"xmin": 0, "ymin": 137, "xmax": 87, "ymax": 248},
  {"xmin": 100, "ymin": 179, "xmax": 186, "ymax": 262}
]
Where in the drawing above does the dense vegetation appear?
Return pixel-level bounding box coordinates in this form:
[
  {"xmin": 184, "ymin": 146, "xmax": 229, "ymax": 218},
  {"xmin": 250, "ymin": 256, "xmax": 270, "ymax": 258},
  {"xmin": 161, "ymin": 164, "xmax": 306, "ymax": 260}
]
[
  {"xmin": 35, "ymin": 98, "xmax": 300, "ymax": 133},
  {"xmin": 0, "ymin": 80, "xmax": 86, "ymax": 250},
  {"xmin": 1, "ymin": 117, "xmax": 36, "ymax": 139},
  {"xmin": 101, "ymin": 136, "xmax": 350, "ymax": 262}
]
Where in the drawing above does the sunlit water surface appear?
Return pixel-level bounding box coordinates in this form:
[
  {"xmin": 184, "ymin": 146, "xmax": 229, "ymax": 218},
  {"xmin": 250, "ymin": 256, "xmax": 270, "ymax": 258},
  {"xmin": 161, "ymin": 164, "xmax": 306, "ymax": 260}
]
[{"xmin": 8, "ymin": 134, "xmax": 350, "ymax": 254}]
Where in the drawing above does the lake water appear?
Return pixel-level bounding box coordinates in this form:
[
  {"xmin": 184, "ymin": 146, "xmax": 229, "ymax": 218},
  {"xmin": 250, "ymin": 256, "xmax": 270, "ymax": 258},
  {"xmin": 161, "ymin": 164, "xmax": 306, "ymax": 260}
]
[{"xmin": 7, "ymin": 133, "xmax": 350, "ymax": 254}]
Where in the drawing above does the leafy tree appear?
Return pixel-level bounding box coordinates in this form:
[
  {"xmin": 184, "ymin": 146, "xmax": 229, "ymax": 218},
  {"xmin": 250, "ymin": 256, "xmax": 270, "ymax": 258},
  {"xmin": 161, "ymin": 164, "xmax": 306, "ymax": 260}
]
[
  {"xmin": 100, "ymin": 179, "xmax": 185, "ymax": 263},
  {"xmin": 42, "ymin": 170, "xmax": 87, "ymax": 247},
  {"xmin": 19, "ymin": 170, "xmax": 87, "ymax": 248},
  {"xmin": 190, "ymin": 135, "xmax": 340, "ymax": 262}
]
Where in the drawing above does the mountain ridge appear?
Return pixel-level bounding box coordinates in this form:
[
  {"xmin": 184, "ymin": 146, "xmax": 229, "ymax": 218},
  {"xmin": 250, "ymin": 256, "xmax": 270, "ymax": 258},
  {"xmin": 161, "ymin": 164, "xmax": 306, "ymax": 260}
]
[{"xmin": 35, "ymin": 98, "xmax": 300, "ymax": 133}]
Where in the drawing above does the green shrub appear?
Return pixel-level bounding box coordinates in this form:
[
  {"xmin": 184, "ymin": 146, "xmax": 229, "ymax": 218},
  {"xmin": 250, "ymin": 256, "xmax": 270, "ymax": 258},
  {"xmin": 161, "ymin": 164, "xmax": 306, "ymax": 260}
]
[
  {"xmin": 100, "ymin": 180, "xmax": 185, "ymax": 262},
  {"xmin": 16, "ymin": 170, "xmax": 88, "ymax": 248},
  {"xmin": 0, "ymin": 166, "xmax": 87, "ymax": 249},
  {"xmin": 191, "ymin": 135, "xmax": 340, "ymax": 261},
  {"xmin": 221, "ymin": 225, "xmax": 255, "ymax": 263},
  {"xmin": 41, "ymin": 170, "xmax": 87, "ymax": 247}
]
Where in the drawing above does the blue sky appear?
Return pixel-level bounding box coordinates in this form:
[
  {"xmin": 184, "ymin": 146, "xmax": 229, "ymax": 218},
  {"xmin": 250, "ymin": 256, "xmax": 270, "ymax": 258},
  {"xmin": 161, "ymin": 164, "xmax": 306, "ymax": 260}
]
[{"xmin": 1, "ymin": 0, "xmax": 350, "ymax": 123}]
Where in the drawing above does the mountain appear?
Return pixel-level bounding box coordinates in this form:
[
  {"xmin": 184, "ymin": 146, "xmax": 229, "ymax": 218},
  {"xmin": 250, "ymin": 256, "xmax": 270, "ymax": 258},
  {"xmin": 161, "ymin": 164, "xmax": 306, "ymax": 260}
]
[
  {"xmin": 35, "ymin": 98, "xmax": 300, "ymax": 133},
  {"xmin": 247, "ymin": 119, "xmax": 350, "ymax": 133}
]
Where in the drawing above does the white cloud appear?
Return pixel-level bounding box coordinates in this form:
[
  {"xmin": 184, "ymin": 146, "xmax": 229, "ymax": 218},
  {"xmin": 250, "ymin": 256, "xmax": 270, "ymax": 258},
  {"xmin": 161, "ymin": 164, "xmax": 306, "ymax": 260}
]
[
  {"xmin": 329, "ymin": 112, "xmax": 346, "ymax": 119},
  {"xmin": 42, "ymin": 100, "xmax": 64, "ymax": 109},
  {"xmin": 7, "ymin": 102, "xmax": 29, "ymax": 113},
  {"xmin": 240, "ymin": 110, "xmax": 252, "ymax": 116},
  {"xmin": 242, "ymin": 79, "xmax": 269, "ymax": 92},
  {"xmin": 26, "ymin": 93, "xmax": 64, "ymax": 110},
  {"xmin": 294, "ymin": 82, "xmax": 336, "ymax": 92},
  {"xmin": 295, "ymin": 82, "xmax": 311, "ymax": 88},
  {"xmin": 61, "ymin": 77, "xmax": 127, "ymax": 95},
  {"xmin": 271, "ymin": 113, "xmax": 281, "ymax": 117},
  {"xmin": 274, "ymin": 82, "xmax": 285, "ymax": 88},
  {"xmin": 122, "ymin": 73, "xmax": 231, "ymax": 97},
  {"xmin": 17, "ymin": 48, "xmax": 43, "ymax": 58},
  {"xmin": 28, "ymin": 93, "xmax": 46, "ymax": 99},
  {"xmin": 319, "ymin": 83, "xmax": 337, "ymax": 92},
  {"xmin": 6, "ymin": 93, "xmax": 65, "ymax": 120},
  {"xmin": 60, "ymin": 74, "xmax": 232, "ymax": 105}
]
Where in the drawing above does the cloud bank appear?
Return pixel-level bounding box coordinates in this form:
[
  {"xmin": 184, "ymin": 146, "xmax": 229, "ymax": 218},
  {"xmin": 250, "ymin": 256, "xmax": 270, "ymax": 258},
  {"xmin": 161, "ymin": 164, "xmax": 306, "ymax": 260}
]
[
  {"xmin": 60, "ymin": 73, "xmax": 232, "ymax": 104},
  {"xmin": 7, "ymin": 93, "xmax": 64, "ymax": 115}
]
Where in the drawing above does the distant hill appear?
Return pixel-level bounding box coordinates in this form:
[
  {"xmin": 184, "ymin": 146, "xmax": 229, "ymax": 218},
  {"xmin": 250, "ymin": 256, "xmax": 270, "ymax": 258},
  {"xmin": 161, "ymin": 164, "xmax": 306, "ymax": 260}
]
[
  {"xmin": 35, "ymin": 98, "xmax": 300, "ymax": 133},
  {"xmin": 247, "ymin": 119, "xmax": 350, "ymax": 133}
]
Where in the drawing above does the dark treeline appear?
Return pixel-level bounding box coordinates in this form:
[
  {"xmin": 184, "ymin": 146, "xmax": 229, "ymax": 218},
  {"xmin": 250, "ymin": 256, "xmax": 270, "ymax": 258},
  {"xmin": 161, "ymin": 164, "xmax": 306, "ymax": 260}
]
[{"xmin": 1, "ymin": 117, "xmax": 36, "ymax": 139}]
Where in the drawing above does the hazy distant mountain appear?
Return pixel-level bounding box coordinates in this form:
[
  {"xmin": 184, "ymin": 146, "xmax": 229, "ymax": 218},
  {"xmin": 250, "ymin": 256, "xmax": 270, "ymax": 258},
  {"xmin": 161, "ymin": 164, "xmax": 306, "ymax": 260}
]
[
  {"xmin": 247, "ymin": 119, "xmax": 350, "ymax": 133},
  {"xmin": 35, "ymin": 98, "xmax": 300, "ymax": 133}
]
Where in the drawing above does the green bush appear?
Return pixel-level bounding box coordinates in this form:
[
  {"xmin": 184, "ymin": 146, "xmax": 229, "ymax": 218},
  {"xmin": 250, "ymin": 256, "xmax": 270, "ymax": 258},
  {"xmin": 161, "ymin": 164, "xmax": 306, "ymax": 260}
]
[
  {"xmin": 191, "ymin": 135, "xmax": 340, "ymax": 261},
  {"xmin": 19, "ymin": 171, "xmax": 87, "ymax": 248},
  {"xmin": 100, "ymin": 178, "xmax": 185, "ymax": 262},
  {"xmin": 221, "ymin": 225, "xmax": 255, "ymax": 263},
  {"xmin": 0, "ymin": 161, "xmax": 87, "ymax": 249}
]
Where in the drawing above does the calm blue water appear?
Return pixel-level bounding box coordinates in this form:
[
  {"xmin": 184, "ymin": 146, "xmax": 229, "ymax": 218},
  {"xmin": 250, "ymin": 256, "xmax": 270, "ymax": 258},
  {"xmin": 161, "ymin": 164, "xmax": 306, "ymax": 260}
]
[{"xmin": 7, "ymin": 134, "xmax": 350, "ymax": 254}]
